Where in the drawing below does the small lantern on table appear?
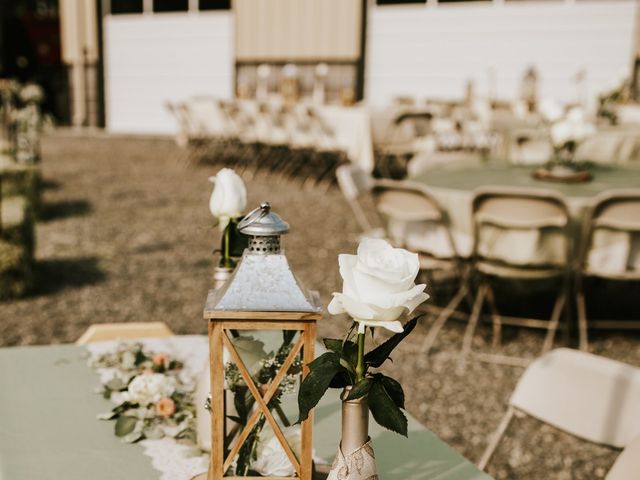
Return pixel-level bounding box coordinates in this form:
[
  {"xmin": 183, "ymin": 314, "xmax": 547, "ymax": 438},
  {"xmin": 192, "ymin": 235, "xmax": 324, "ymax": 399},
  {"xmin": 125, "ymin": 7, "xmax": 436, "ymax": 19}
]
[{"xmin": 203, "ymin": 202, "xmax": 321, "ymax": 480}]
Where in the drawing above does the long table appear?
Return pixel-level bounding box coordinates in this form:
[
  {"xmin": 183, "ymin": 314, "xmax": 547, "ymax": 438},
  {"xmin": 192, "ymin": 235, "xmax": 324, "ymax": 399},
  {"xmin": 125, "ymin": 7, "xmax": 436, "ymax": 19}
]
[{"xmin": 0, "ymin": 340, "xmax": 492, "ymax": 480}]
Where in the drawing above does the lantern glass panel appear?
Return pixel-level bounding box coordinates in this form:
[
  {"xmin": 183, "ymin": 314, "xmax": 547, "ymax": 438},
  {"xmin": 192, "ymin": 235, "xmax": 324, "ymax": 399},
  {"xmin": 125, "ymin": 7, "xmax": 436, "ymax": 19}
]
[{"xmin": 222, "ymin": 328, "xmax": 305, "ymax": 477}]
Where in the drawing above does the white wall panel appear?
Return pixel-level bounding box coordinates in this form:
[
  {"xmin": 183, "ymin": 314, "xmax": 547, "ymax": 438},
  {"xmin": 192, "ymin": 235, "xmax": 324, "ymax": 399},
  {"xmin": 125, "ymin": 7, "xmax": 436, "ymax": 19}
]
[
  {"xmin": 104, "ymin": 12, "xmax": 233, "ymax": 134},
  {"xmin": 366, "ymin": 1, "xmax": 637, "ymax": 106}
]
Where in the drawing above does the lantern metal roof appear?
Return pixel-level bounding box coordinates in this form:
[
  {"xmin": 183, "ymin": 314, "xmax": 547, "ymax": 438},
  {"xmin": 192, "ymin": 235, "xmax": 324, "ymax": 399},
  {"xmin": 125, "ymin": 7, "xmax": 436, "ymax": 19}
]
[{"xmin": 205, "ymin": 202, "xmax": 321, "ymax": 314}]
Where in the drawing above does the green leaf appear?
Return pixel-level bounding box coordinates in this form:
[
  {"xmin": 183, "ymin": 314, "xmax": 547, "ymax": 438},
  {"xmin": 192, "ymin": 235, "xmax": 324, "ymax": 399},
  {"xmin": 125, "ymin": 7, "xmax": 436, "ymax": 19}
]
[
  {"xmin": 374, "ymin": 374, "xmax": 405, "ymax": 409},
  {"xmin": 298, "ymin": 352, "xmax": 345, "ymax": 422},
  {"xmin": 115, "ymin": 415, "xmax": 138, "ymax": 437},
  {"xmin": 223, "ymin": 217, "xmax": 250, "ymax": 258},
  {"xmin": 105, "ymin": 377, "xmax": 126, "ymax": 391},
  {"xmin": 368, "ymin": 381, "xmax": 408, "ymax": 437},
  {"xmin": 232, "ymin": 336, "xmax": 268, "ymax": 374},
  {"xmin": 364, "ymin": 317, "xmax": 420, "ymax": 368},
  {"xmin": 97, "ymin": 411, "xmax": 118, "ymax": 420},
  {"xmin": 323, "ymin": 338, "xmax": 343, "ymax": 354},
  {"xmin": 345, "ymin": 378, "xmax": 372, "ymax": 401},
  {"xmin": 329, "ymin": 371, "xmax": 352, "ymax": 389},
  {"xmin": 122, "ymin": 431, "xmax": 143, "ymax": 443},
  {"xmin": 323, "ymin": 338, "xmax": 358, "ymax": 373}
]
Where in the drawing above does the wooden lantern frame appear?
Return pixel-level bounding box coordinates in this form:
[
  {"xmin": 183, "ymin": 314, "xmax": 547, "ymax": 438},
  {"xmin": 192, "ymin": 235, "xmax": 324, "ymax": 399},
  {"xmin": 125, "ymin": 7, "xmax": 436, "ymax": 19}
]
[{"xmin": 205, "ymin": 303, "xmax": 320, "ymax": 480}]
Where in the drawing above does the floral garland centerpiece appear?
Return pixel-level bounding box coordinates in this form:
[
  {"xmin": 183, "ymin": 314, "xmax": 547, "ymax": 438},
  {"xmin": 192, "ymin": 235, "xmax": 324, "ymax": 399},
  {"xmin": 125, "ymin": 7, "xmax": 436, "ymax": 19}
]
[
  {"xmin": 298, "ymin": 238, "xmax": 429, "ymax": 479},
  {"xmin": 91, "ymin": 342, "xmax": 198, "ymax": 445}
]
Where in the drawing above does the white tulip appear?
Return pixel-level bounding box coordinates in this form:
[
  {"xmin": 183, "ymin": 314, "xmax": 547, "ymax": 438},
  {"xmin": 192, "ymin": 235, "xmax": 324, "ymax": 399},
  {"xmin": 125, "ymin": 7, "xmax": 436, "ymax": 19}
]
[
  {"xmin": 328, "ymin": 238, "xmax": 429, "ymax": 333},
  {"xmin": 127, "ymin": 373, "xmax": 176, "ymax": 406},
  {"xmin": 208, "ymin": 169, "xmax": 247, "ymax": 230}
]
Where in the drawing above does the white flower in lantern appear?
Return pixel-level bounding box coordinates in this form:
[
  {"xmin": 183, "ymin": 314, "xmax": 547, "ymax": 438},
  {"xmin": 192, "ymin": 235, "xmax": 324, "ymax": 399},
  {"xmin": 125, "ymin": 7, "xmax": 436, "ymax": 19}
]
[
  {"xmin": 328, "ymin": 238, "xmax": 429, "ymax": 333},
  {"xmin": 208, "ymin": 169, "xmax": 247, "ymax": 230},
  {"xmin": 251, "ymin": 426, "xmax": 303, "ymax": 477}
]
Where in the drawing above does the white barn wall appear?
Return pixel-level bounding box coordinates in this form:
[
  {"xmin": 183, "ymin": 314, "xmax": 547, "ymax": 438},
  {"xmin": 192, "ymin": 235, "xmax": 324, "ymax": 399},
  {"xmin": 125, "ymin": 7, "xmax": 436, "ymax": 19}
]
[
  {"xmin": 104, "ymin": 12, "xmax": 233, "ymax": 134},
  {"xmin": 366, "ymin": 1, "xmax": 637, "ymax": 106}
]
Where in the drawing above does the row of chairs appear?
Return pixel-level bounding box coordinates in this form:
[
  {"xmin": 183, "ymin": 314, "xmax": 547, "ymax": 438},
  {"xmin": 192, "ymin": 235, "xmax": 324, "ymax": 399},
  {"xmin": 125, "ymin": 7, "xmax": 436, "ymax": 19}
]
[
  {"xmin": 336, "ymin": 164, "xmax": 640, "ymax": 369},
  {"xmin": 167, "ymin": 97, "xmax": 348, "ymax": 186}
]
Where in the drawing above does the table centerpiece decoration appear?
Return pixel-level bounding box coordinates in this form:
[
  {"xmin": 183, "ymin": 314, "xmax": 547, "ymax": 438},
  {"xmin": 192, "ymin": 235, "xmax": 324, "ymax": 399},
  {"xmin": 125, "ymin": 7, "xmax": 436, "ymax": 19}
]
[
  {"xmin": 298, "ymin": 238, "xmax": 429, "ymax": 480},
  {"xmin": 534, "ymin": 107, "xmax": 595, "ymax": 183},
  {"xmin": 208, "ymin": 168, "xmax": 248, "ymax": 289}
]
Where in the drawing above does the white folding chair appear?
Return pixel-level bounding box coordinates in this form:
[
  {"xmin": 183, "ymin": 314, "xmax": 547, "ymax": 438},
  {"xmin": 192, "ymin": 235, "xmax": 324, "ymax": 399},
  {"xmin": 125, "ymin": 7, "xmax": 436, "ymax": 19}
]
[
  {"xmin": 458, "ymin": 187, "xmax": 572, "ymax": 371},
  {"xmin": 576, "ymin": 190, "xmax": 640, "ymax": 350},
  {"xmin": 76, "ymin": 322, "xmax": 174, "ymax": 345},
  {"xmin": 335, "ymin": 164, "xmax": 385, "ymax": 240},
  {"xmin": 480, "ymin": 348, "xmax": 640, "ymax": 471},
  {"xmin": 370, "ymin": 179, "xmax": 473, "ymax": 354},
  {"xmin": 606, "ymin": 435, "xmax": 640, "ymax": 480}
]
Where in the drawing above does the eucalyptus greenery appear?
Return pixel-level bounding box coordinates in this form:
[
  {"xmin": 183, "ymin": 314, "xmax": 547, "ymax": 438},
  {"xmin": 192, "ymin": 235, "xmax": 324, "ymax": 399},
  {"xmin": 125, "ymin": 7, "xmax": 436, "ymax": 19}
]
[{"xmin": 297, "ymin": 316, "xmax": 420, "ymax": 437}]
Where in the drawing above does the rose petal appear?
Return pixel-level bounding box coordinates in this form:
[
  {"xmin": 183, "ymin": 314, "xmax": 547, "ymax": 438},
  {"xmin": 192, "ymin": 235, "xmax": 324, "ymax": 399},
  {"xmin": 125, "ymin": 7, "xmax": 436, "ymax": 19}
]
[
  {"xmin": 339, "ymin": 294, "xmax": 377, "ymax": 320},
  {"xmin": 356, "ymin": 319, "xmax": 404, "ymax": 333},
  {"xmin": 327, "ymin": 293, "xmax": 346, "ymax": 315}
]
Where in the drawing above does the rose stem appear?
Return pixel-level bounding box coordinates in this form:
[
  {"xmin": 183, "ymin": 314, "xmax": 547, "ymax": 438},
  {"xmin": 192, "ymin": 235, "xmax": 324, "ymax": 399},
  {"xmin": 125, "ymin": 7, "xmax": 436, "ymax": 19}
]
[
  {"xmin": 223, "ymin": 223, "xmax": 230, "ymax": 266},
  {"xmin": 355, "ymin": 329, "xmax": 366, "ymax": 383}
]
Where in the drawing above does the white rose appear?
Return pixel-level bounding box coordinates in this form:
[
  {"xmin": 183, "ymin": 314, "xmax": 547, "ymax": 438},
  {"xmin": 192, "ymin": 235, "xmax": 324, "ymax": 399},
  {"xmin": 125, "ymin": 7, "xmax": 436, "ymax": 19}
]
[
  {"xmin": 127, "ymin": 373, "xmax": 176, "ymax": 406},
  {"xmin": 208, "ymin": 168, "xmax": 247, "ymax": 230},
  {"xmin": 328, "ymin": 238, "xmax": 429, "ymax": 333}
]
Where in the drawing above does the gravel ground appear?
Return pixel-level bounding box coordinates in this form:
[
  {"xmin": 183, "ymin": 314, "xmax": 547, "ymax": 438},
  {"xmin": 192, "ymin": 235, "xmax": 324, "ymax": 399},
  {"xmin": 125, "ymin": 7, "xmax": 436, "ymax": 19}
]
[{"xmin": 1, "ymin": 132, "xmax": 638, "ymax": 479}]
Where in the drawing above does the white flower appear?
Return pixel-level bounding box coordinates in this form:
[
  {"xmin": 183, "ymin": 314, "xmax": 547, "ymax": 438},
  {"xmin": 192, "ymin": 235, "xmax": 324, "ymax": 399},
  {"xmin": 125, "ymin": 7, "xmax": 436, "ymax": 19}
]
[
  {"xmin": 550, "ymin": 120, "xmax": 573, "ymax": 147},
  {"xmin": 328, "ymin": 238, "xmax": 429, "ymax": 333},
  {"xmin": 539, "ymin": 98, "xmax": 563, "ymax": 123},
  {"xmin": 550, "ymin": 107, "xmax": 595, "ymax": 147},
  {"xmin": 208, "ymin": 169, "xmax": 247, "ymax": 230},
  {"xmin": 127, "ymin": 373, "xmax": 176, "ymax": 406},
  {"xmin": 19, "ymin": 83, "xmax": 44, "ymax": 104},
  {"xmin": 252, "ymin": 427, "xmax": 302, "ymax": 477}
]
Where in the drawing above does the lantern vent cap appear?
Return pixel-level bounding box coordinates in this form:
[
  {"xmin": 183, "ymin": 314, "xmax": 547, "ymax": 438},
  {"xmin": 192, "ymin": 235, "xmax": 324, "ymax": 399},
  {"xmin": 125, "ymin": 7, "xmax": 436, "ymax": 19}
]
[{"xmin": 238, "ymin": 202, "xmax": 289, "ymax": 237}]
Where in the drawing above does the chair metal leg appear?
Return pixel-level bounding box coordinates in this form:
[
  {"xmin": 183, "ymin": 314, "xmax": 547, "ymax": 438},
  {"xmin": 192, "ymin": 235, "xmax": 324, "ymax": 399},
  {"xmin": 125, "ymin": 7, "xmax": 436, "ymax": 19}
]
[
  {"xmin": 577, "ymin": 289, "xmax": 589, "ymax": 351},
  {"xmin": 484, "ymin": 285, "xmax": 502, "ymax": 348},
  {"xmin": 542, "ymin": 291, "xmax": 566, "ymax": 353},
  {"xmin": 478, "ymin": 406, "xmax": 516, "ymax": 471},
  {"xmin": 420, "ymin": 284, "xmax": 468, "ymax": 356},
  {"xmin": 457, "ymin": 283, "xmax": 487, "ymax": 375}
]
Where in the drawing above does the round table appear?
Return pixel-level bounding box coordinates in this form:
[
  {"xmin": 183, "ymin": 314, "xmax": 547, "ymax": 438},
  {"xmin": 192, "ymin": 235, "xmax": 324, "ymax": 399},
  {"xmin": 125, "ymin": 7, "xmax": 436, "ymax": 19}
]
[{"xmin": 410, "ymin": 164, "xmax": 640, "ymax": 267}]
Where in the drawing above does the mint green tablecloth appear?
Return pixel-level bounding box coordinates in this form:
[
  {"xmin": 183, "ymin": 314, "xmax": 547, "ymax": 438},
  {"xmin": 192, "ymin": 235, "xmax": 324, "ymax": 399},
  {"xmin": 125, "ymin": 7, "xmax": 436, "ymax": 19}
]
[{"xmin": 0, "ymin": 343, "xmax": 491, "ymax": 480}]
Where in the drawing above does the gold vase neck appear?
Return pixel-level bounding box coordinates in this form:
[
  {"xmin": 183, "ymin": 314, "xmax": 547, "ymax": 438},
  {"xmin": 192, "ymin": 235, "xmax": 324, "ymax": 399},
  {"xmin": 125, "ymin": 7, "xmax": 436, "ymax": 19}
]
[{"xmin": 340, "ymin": 387, "xmax": 369, "ymax": 457}]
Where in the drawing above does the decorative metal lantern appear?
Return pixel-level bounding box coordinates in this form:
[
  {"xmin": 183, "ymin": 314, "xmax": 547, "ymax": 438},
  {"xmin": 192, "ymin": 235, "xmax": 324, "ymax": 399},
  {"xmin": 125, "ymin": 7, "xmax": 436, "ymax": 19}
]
[{"xmin": 204, "ymin": 202, "xmax": 321, "ymax": 480}]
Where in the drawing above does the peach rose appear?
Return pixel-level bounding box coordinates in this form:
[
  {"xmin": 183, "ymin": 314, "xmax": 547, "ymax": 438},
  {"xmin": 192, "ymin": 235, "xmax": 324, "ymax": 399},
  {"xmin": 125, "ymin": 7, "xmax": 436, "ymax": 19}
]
[
  {"xmin": 155, "ymin": 397, "xmax": 176, "ymax": 417},
  {"xmin": 152, "ymin": 354, "xmax": 168, "ymax": 367}
]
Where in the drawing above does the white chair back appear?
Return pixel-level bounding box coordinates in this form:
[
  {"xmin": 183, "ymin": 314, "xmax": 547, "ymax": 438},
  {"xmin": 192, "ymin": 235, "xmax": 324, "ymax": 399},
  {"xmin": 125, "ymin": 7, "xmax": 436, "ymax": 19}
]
[
  {"xmin": 472, "ymin": 187, "xmax": 570, "ymax": 269},
  {"xmin": 606, "ymin": 435, "xmax": 640, "ymax": 480},
  {"xmin": 582, "ymin": 190, "xmax": 640, "ymax": 278},
  {"xmin": 511, "ymin": 348, "xmax": 640, "ymax": 448}
]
